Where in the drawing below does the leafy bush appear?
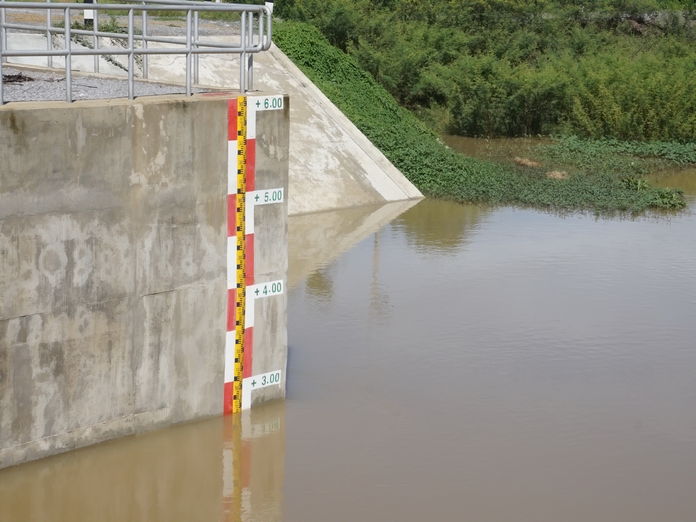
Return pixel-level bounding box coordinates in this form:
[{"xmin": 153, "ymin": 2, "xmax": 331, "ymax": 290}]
[
  {"xmin": 276, "ymin": 0, "xmax": 696, "ymax": 141},
  {"xmin": 274, "ymin": 22, "xmax": 687, "ymax": 211}
]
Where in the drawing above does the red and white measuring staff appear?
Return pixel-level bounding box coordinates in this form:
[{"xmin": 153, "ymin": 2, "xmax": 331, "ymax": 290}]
[{"xmin": 224, "ymin": 95, "xmax": 285, "ymax": 414}]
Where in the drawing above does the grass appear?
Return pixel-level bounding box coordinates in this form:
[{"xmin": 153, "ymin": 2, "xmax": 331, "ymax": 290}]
[{"xmin": 540, "ymin": 137, "xmax": 696, "ymax": 169}]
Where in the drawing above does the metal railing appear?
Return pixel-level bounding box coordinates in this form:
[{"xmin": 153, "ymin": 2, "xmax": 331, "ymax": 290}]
[{"xmin": 0, "ymin": 0, "xmax": 272, "ymax": 104}]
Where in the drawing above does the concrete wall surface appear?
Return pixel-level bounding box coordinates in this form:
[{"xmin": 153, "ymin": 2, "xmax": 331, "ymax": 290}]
[{"xmin": 0, "ymin": 94, "xmax": 290, "ymax": 469}]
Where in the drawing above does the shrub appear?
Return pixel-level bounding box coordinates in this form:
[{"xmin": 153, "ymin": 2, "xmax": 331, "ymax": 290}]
[{"xmin": 274, "ymin": 21, "xmax": 687, "ymax": 211}]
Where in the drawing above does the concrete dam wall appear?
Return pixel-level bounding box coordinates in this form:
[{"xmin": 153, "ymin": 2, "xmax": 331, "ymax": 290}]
[
  {"xmin": 0, "ymin": 14, "xmax": 421, "ymax": 470},
  {"xmin": 0, "ymin": 93, "xmax": 289, "ymax": 469}
]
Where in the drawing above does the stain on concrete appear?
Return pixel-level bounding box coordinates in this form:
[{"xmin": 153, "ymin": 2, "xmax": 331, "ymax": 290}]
[
  {"xmin": 0, "ymin": 321, "xmax": 10, "ymax": 421},
  {"xmin": 75, "ymin": 113, "xmax": 87, "ymax": 157},
  {"xmin": 2, "ymin": 111, "xmax": 28, "ymax": 154},
  {"xmin": 8, "ymin": 112, "xmax": 20, "ymax": 135},
  {"xmin": 38, "ymin": 342, "xmax": 65, "ymax": 378},
  {"xmin": 11, "ymin": 334, "xmax": 34, "ymax": 444}
]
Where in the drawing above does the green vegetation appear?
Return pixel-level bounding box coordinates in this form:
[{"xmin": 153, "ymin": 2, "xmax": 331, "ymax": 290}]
[
  {"xmin": 539, "ymin": 137, "xmax": 696, "ymax": 175},
  {"xmin": 46, "ymin": 0, "xmax": 693, "ymax": 211},
  {"xmin": 276, "ymin": 0, "xmax": 696, "ymax": 142},
  {"xmin": 274, "ymin": 22, "xmax": 687, "ymax": 212},
  {"xmin": 272, "ymin": 0, "xmax": 694, "ymax": 211}
]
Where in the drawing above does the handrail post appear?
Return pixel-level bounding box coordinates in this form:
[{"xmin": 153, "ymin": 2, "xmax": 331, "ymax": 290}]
[
  {"xmin": 262, "ymin": 10, "xmax": 268, "ymax": 48},
  {"xmin": 128, "ymin": 8, "xmax": 134, "ymax": 99},
  {"xmin": 46, "ymin": 0, "xmax": 53, "ymax": 68},
  {"xmin": 142, "ymin": 1, "xmax": 148, "ymax": 79},
  {"xmin": 93, "ymin": 5, "xmax": 99, "ymax": 73},
  {"xmin": 257, "ymin": 9, "xmax": 264, "ymax": 48},
  {"xmin": 64, "ymin": 7, "xmax": 72, "ymax": 102},
  {"xmin": 193, "ymin": 10, "xmax": 198, "ymax": 85},
  {"xmin": 239, "ymin": 9, "xmax": 246, "ymax": 93},
  {"xmin": 0, "ymin": 3, "xmax": 6, "ymax": 65},
  {"xmin": 185, "ymin": 9, "xmax": 191, "ymax": 96},
  {"xmin": 0, "ymin": 5, "xmax": 4, "ymax": 105},
  {"xmin": 247, "ymin": 12, "xmax": 253, "ymax": 90}
]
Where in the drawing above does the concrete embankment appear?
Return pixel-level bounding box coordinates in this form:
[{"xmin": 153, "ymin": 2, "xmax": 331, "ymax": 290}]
[{"xmin": 256, "ymin": 45, "xmax": 423, "ymax": 215}]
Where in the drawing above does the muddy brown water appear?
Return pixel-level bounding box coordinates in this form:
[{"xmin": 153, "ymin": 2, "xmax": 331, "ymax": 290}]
[
  {"xmin": 442, "ymin": 135, "xmax": 553, "ymax": 161},
  {"xmin": 2, "ymin": 173, "xmax": 696, "ymax": 521}
]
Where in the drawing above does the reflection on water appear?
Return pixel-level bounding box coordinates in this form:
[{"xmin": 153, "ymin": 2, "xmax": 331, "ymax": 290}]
[
  {"xmin": 652, "ymin": 167, "xmax": 696, "ymax": 194},
  {"xmin": 2, "ymin": 184, "xmax": 696, "ymax": 521},
  {"xmin": 391, "ymin": 197, "xmax": 489, "ymax": 254},
  {"xmin": 442, "ymin": 135, "xmax": 551, "ymax": 162},
  {"xmin": 304, "ymin": 267, "xmax": 335, "ymax": 303},
  {"xmin": 367, "ymin": 232, "xmax": 391, "ymax": 325},
  {"xmin": 0, "ymin": 403, "xmax": 285, "ymax": 522},
  {"xmin": 288, "ymin": 200, "xmax": 419, "ymax": 288}
]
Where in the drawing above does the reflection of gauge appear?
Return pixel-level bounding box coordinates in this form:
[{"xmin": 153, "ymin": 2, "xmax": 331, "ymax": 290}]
[{"xmin": 223, "ymin": 403, "xmax": 285, "ymax": 522}]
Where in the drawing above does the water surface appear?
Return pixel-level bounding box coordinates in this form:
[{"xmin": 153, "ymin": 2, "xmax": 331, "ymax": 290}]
[
  {"xmin": 285, "ymin": 187, "xmax": 696, "ymax": 522},
  {"xmin": 2, "ymin": 181, "xmax": 695, "ymax": 522}
]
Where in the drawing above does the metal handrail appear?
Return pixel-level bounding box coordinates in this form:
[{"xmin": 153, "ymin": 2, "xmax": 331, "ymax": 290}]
[{"xmin": 0, "ymin": 0, "xmax": 272, "ymax": 104}]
